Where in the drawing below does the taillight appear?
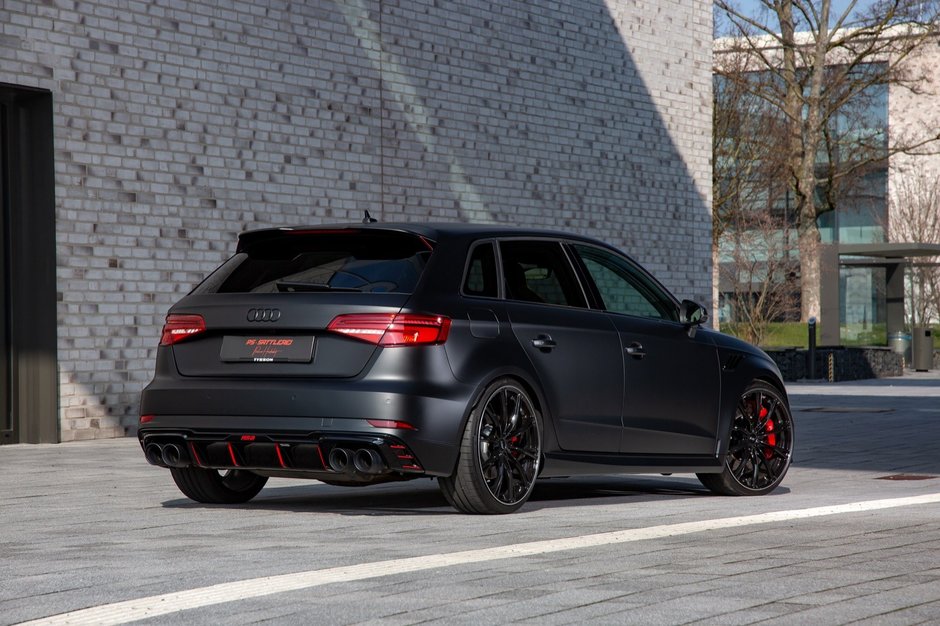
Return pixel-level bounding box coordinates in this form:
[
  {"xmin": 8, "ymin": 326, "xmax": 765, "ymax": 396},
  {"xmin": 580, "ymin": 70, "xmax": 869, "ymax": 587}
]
[
  {"xmin": 160, "ymin": 314, "xmax": 206, "ymax": 346},
  {"xmin": 327, "ymin": 313, "xmax": 450, "ymax": 346}
]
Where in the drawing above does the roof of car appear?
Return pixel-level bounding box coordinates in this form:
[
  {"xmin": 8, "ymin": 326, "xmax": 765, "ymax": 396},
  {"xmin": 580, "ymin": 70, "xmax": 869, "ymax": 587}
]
[{"xmin": 237, "ymin": 222, "xmax": 611, "ymax": 246}]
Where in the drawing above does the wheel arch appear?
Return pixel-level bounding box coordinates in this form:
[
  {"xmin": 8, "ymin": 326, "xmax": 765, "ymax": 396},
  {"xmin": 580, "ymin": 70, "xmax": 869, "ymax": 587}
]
[
  {"xmin": 715, "ymin": 357, "xmax": 789, "ymax": 458},
  {"xmin": 443, "ymin": 367, "xmax": 555, "ymax": 477}
]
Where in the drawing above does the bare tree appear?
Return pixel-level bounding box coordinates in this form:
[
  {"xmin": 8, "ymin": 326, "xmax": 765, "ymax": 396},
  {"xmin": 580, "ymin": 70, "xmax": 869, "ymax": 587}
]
[
  {"xmin": 887, "ymin": 169, "xmax": 940, "ymax": 326},
  {"xmin": 715, "ymin": 0, "xmax": 940, "ymax": 321},
  {"xmin": 713, "ymin": 49, "xmax": 795, "ymax": 328},
  {"xmin": 720, "ymin": 206, "xmax": 800, "ymax": 345}
]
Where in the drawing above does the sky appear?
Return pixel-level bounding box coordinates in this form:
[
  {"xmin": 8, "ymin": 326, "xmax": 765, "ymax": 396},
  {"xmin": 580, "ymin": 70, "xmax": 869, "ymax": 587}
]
[{"xmin": 725, "ymin": 0, "xmax": 882, "ymax": 23}]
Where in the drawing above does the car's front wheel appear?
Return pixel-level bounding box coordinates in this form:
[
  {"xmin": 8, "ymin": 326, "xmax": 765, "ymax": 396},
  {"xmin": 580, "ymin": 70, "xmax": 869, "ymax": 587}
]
[
  {"xmin": 439, "ymin": 378, "xmax": 542, "ymax": 514},
  {"xmin": 698, "ymin": 380, "xmax": 794, "ymax": 496},
  {"xmin": 170, "ymin": 467, "xmax": 268, "ymax": 504}
]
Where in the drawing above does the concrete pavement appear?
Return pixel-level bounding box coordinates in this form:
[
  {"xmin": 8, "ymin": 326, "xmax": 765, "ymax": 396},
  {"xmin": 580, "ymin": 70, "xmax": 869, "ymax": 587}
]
[{"xmin": 2, "ymin": 372, "xmax": 940, "ymax": 624}]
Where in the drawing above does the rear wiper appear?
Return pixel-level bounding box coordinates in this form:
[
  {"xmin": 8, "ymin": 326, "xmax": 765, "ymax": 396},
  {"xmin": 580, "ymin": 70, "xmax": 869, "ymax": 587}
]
[{"xmin": 275, "ymin": 281, "xmax": 361, "ymax": 293}]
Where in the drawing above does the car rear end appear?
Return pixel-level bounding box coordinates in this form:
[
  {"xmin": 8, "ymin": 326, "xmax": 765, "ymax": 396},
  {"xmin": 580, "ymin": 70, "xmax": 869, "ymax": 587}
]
[{"xmin": 138, "ymin": 226, "xmax": 472, "ymax": 485}]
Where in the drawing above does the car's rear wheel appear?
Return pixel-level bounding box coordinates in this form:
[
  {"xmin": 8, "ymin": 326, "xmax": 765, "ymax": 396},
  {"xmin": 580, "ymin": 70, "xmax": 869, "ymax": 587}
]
[
  {"xmin": 439, "ymin": 378, "xmax": 542, "ymax": 514},
  {"xmin": 170, "ymin": 467, "xmax": 268, "ymax": 504},
  {"xmin": 698, "ymin": 381, "xmax": 793, "ymax": 496}
]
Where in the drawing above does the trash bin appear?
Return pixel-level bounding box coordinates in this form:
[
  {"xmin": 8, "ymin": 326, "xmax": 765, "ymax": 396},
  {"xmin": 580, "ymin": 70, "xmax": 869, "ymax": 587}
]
[
  {"xmin": 889, "ymin": 331, "xmax": 912, "ymax": 367},
  {"xmin": 912, "ymin": 327, "xmax": 934, "ymax": 372}
]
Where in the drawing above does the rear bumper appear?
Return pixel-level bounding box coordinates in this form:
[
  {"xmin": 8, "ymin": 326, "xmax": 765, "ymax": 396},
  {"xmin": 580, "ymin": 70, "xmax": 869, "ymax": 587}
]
[
  {"xmin": 138, "ymin": 377, "xmax": 477, "ymax": 477},
  {"xmin": 137, "ymin": 426, "xmax": 446, "ymax": 481}
]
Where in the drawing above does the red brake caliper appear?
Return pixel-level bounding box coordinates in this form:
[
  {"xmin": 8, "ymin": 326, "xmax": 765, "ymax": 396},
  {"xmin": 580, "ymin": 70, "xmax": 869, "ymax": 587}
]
[{"xmin": 761, "ymin": 406, "xmax": 776, "ymax": 459}]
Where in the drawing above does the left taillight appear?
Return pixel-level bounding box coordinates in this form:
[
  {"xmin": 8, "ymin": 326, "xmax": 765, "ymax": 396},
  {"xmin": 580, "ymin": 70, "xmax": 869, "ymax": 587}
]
[
  {"xmin": 160, "ymin": 314, "xmax": 206, "ymax": 346},
  {"xmin": 327, "ymin": 313, "xmax": 451, "ymax": 346}
]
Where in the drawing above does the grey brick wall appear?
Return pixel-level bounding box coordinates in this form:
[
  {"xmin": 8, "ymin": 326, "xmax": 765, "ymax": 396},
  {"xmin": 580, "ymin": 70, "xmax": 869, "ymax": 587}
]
[{"xmin": 0, "ymin": 0, "xmax": 712, "ymax": 441}]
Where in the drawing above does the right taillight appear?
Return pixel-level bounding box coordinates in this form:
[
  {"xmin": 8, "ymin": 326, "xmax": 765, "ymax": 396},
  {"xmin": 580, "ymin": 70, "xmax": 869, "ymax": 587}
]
[
  {"xmin": 160, "ymin": 314, "xmax": 206, "ymax": 346},
  {"xmin": 327, "ymin": 313, "xmax": 450, "ymax": 346}
]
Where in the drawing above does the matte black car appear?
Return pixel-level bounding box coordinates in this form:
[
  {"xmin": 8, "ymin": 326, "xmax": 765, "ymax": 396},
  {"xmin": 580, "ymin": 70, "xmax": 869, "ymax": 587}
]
[{"xmin": 139, "ymin": 223, "xmax": 793, "ymax": 514}]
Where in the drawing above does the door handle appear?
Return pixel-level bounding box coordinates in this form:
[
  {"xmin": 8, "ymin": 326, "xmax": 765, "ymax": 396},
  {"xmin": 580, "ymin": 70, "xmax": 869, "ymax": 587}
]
[
  {"xmin": 625, "ymin": 342, "xmax": 646, "ymax": 359},
  {"xmin": 531, "ymin": 334, "xmax": 557, "ymax": 351}
]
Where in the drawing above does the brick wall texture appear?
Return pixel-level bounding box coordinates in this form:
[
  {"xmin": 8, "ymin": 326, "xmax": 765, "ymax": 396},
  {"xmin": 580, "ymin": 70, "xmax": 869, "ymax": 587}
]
[{"xmin": 0, "ymin": 0, "xmax": 713, "ymax": 441}]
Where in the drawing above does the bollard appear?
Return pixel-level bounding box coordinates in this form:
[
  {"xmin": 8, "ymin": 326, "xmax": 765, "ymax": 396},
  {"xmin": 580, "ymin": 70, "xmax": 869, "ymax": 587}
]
[{"xmin": 807, "ymin": 317, "xmax": 817, "ymax": 379}]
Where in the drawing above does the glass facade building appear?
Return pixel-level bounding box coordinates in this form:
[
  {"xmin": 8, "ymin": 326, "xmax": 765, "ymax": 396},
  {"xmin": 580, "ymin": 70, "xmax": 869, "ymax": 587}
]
[{"xmin": 715, "ymin": 63, "xmax": 890, "ymax": 342}]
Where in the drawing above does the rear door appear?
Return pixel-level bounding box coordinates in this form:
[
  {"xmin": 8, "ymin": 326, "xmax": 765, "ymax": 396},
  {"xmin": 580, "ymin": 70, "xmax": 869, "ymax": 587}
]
[
  {"xmin": 570, "ymin": 243, "xmax": 721, "ymax": 456},
  {"xmin": 499, "ymin": 239, "xmax": 623, "ymax": 453}
]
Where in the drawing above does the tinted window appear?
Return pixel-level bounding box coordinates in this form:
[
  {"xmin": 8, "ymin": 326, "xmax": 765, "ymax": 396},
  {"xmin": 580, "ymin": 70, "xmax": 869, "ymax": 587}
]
[
  {"xmin": 462, "ymin": 242, "xmax": 498, "ymax": 298},
  {"xmin": 193, "ymin": 231, "xmax": 431, "ymax": 294},
  {"xmin": 573, "ymin": 244, "xmax": 678, "ymax": 321},
  {"xmin": 500, "ymin": 240, "xmax": 586, "ymax": 308}
]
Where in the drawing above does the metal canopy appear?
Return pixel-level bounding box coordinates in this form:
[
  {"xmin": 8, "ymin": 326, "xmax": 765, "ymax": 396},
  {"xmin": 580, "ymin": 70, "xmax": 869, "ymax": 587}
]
[
  {"xmin": 818, "ymin": 242, "xmax": 940, "ymax": 347},
  {"xmin": 838, "ymin": 242, "xmax": 940, "ymax": 258}
]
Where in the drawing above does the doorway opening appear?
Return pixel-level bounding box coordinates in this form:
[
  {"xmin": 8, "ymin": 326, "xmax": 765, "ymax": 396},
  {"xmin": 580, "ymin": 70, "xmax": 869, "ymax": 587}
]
[{"xmin": 0, "ymin": 83, "xmax": 58, "ymax": 444}]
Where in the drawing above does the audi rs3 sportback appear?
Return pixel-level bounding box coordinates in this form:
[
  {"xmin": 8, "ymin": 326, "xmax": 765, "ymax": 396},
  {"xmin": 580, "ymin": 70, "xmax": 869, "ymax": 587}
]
[{"xmin": 139, "ymin": 223, "xmax": 793, "ymax": 514}]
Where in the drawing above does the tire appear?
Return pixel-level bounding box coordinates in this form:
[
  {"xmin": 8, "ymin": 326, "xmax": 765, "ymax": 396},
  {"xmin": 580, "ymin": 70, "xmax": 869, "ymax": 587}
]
[
  {"xmin": 698, "ymin": 380, "xmax": 794, "ymax": 496},
  {"xmin": 439, "ymin": 378, "xmax": 542, "ymax": 514},
  {"xmin": 170, "ymin": 467, "xmax": 268, "ymax": 504}
]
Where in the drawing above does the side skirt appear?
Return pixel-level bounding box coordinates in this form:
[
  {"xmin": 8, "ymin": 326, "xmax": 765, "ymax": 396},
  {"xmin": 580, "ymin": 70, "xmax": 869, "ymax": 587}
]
[{"xmin": 540, "ymin": 451, "xmax": 723, "ymax": 478}]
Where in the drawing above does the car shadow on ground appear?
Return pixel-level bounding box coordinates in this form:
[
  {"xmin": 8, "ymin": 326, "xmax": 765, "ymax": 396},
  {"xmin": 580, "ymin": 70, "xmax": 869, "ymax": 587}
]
[{"xmin": 161, "ymin": 474, "xmax": 790, "ymax": 516}]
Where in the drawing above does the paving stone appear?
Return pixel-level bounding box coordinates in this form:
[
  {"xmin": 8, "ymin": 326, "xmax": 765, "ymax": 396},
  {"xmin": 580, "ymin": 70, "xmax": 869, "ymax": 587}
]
[{"xmin": 3, "ymin": 373, "xmax": 940, "ymax": 624}]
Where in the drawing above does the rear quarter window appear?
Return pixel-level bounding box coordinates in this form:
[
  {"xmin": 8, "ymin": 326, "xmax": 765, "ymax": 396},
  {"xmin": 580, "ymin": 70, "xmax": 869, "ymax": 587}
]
[
  {"xmin": 193, "ymin": 230, "xmax": 432, "ymax": 294},
  {"xmin": 462, "ymin": 242, "xmax": 498, "ymax": 298}
]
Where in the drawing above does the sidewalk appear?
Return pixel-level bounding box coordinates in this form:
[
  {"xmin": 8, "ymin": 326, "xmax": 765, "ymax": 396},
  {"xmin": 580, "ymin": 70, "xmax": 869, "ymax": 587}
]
[
  {"xmin": 2, "ymin": 370, "xmax": 940, "ymax": 624},
  {"xmin": 788, "ymin": 369, "xmax": 940, "ymax": 397}
]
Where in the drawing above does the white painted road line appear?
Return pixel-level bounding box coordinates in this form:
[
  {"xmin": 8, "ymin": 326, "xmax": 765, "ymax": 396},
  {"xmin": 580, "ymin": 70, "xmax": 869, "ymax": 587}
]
[{"xmin": 20, "ymin": 493, "xmax": 940, "ymax": 626}]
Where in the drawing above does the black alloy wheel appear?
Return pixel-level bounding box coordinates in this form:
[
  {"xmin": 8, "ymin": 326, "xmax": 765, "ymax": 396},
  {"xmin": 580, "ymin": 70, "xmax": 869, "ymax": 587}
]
[
  {"xmin": 439, "ymin": 378, "xmax": 542, "ymax": 514},
  {"xmin": 698, "ymin": 381, "xmax": 793, "ymax": 496}
]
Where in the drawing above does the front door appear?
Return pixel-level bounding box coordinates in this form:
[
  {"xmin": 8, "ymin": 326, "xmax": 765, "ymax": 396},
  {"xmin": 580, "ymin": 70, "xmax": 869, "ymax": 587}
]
[
  {"xmin": 613, "ymin": 315, "xmax": 720, "ymax": 455},
  {"xmin": 570, "ymin": 243, "xmax": 720, "ymax": 456}
]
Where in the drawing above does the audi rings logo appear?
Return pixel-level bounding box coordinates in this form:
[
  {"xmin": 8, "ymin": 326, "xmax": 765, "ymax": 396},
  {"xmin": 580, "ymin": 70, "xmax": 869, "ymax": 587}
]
[{"xmin": 247, "ymin": 308, "xmax": 281, "ymax": 322}]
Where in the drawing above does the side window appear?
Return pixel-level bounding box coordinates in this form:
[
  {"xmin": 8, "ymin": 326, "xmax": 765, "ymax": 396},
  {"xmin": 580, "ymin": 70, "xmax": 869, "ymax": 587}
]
[
  {"xmin": 572, "ymin": 244, "xmax": 678, "ymax": 322},
  {"xmin": 462, "ymin": 242, "xmax": 498, "ymax": 298},
  {"xmin": 499, "ymin": 240, "xmax": 587, "ymax": 308}
]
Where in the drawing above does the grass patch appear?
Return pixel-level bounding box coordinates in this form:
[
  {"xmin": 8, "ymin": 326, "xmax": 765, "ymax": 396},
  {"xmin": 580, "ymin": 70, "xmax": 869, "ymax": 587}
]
[
  {"xmin": 719, "ymin": 322, "xmax": 814, "ymax": 348},
  {"xmin": 841, "ymin": 323, "xmax": 887, "ymax": 347},
  {"xmin": 720, "ymin": 322, "xmax": 940, "ymax": 349}
]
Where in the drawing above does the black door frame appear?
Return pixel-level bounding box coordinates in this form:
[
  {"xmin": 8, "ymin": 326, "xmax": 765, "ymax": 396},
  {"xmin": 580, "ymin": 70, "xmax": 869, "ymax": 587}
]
[
  {"xmin": 0, "ymin": 98, "xmax": 10, "ymax": 443},
  {"xmin": 0, "ymin": 83, "xmax": 58, "ymax": 444}
]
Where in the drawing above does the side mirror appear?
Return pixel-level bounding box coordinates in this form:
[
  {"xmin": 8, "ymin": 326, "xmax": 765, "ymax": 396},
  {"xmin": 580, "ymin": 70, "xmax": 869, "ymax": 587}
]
[{"xmin": 680, "ymin": 299, "xmax": 708, "ymax": 326}]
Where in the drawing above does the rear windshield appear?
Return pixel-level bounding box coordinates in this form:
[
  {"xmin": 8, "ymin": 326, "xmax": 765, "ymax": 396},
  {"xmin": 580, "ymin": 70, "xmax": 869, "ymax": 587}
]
[{"xmin": 193, "ymin": 230, "xmax": 433, "ymax": 294}]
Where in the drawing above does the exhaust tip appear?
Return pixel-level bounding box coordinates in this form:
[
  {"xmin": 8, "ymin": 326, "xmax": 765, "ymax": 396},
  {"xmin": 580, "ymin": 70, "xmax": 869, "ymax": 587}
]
[
  {"xmin": 145, "ymin": 443, "xmax": 165, "ymax": 466},
  {"xmin": 328, "ymin": 447, "xmax": 351, "ymax": 473},
  {"xmin": 161, "ymin": 443, "xmax": 189, "ymax": 468},
  {"xmin": 353, "ymin": 448, "xmax": 385, "ymax": 475}
]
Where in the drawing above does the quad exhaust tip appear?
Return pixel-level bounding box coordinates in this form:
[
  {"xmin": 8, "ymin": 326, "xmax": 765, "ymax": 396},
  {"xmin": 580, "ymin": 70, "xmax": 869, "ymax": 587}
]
[
  {"xmin": 328, "ymin": 447, "xmax": 351, "ymax": 473},
  {"xmin": 161, "ymin": 443, "xmax": 190, "ymax": 468},
  {"xmin": 144, "ymin": 442, "xmax": 190, "ymax": 468},
  {"xmin": 353, "ymin": 448, "xmax": 385, "ymax": 475},
  {"xmin": 328, "ymin": 447, "xmax": 386, "ymax": 475},
  {"xmin": 144, "ymin": 443, "xmax": 165, "ymax": 466}
]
